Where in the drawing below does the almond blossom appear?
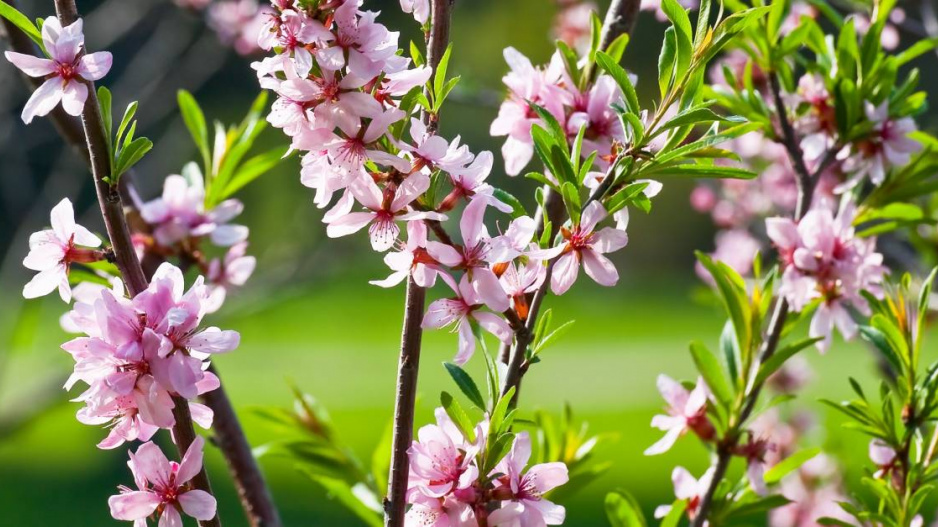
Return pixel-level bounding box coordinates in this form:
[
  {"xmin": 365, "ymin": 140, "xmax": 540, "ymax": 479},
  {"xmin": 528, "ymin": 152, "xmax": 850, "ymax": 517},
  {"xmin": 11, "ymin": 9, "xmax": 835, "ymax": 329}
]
[
  {"xmin": 426, "ymin": 199, "xmax": 509, "ymax": 311},
  {"xmin": 3, "ymin": 16, "xmax": 112, "ymax": 123},
  {"xmin": 109, "ymin": 437, "xmax": 217, "ymax": 526},
  {"xmin": 532, "ymin": 201, "xmax": 628, "ymax": 295},
  {"xmin": 140, "ymin": 173, "xmax": 248, "ymax": 247},
  {"xmin": 205, "ymin": 241, "xmax": 257, "ymax": 313},
  {"xmin": 766, "ymin": 202, "xmax": 886, "ymax": 351},
  {"xmin": 22, "ymin": 198, "xmax": 103, "ymax": 302},
  {"xmin": 488, "ymin": 432, "xmax": 569, "ymax": 527},
  {"xmin": 655, "ymin": 466, "xmax": 715, "ymax": 522},
  {"xmin": 400, "ymin": 0, "xmax": 430, "ymax": 24},
  {"xmin": 326, "ymin": 173, "xmax": 444, "ymax": 251},
  {"xmin": 837, "ymin": 102, "xmax": 921, "ymax": 191},
  {"xmin": 422, "ymin": 274, "xmax": 512, "ymax": 365},
  {"xmin": 407, "ymin": 408, "xmax": 483, "ymax": 501},
  {"xmin": 646, "ymin": 375, "xmax": 715, "ymax": 455},
  {"xmin": 370, "ymin": 221, "xmax": 440, "ymax": 288}
]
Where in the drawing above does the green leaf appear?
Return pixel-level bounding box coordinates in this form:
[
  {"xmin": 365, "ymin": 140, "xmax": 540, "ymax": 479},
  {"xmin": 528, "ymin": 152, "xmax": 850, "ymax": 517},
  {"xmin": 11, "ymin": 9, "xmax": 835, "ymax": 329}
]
[
  {"xmin": 660, "ymin": 500, "xmax": 687, "ymax": 527},
  {"xmin": 491, "ymin": 188, "xmax": 528, "ymax": 219},
  {"xmin": 696, "ymin": 252, "xmax": 752, "ymax": 359},
  {"xmin": 370, "ymin": 421, "xmax": 393, "ymax": 494},
  {"xmin": 658, "ymin": 27, "xmax": 677, "ymax": 98},
  {"xmin": 223, "ymin": 146, "xmax": 290, "ymax": 198},
  {"xmin": 490, "ymin": 387, "xmax": 516, "ymax": 437},
  {"xmin": 115, "ymin": 101, "xmax": 139, "ymax": 148},
  {"xmin": 433, "ymin": 44, "xmax": 453, "ymax": 104},
  {"xmin": 440, "ymin": 392, "xmax": 476, "ymax": 442},
  {"xmin": 112, "ymin": 137, "xmax": 153, "ymax": 182},
  {"xmin": 0, "ymin": 1, "xmax": 43, "ymax": 50},
  {"xmin": 658, "ymin": 107, "xmax": 740, "ymax": 133},
  {"xmin": 604, "ymin": 33, "xmax": 630, "ymax": 63},
  {"xmin": 755, "ymin": 337, "xmax": 824, "ymax": 387},
  {"xmin": 689, "ymin": 340, "xmax": 733, "ymax": 404},
  {"xmin": 482, "ymin": 432, "xmax": 515, "ymax": 475},
  {"xmin": 443, "ymin": 363, "xmax": 486, "ymax": 410},
  {"xmin": 532, "ymin": 319, "xmax": 575, "ymax": 356},
  {"xmin": 97, "ymin": 87, "xmax": 113, "ymax": 159},
  {"xmin": 177, "ymin": 90, "xmax": 211, "ymax": 173},
  {"xmin": 303, "ymin": 474, "xmax": 382, "ymax": 527},
  {"xmin": 596, "ymin": 51, "xmax": 639, "ymax": 116},
  {"xmin": 661, "ymin": 0, "xmax": 693, "ymax": 82},
  {"xmin": 644, "ymin": 164, "xmax": 756, "ymax": 179},
  {"xmin": 605, "ymin": 489, "xmax": 647, "ymax": 527},
  {"xmin": 763, "ymin": 447, "xmax": 821, "ymax": 485},
  {"xmin": 561, "ymin": 182, "xmax": 582, "ymax": 225}
]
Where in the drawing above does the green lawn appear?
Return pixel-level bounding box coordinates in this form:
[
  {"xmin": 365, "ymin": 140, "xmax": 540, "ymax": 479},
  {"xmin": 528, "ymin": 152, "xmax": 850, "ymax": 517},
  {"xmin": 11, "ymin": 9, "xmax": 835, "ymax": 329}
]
[{"xmin": 0, "ymin": 273, "xmax": 905, "ymax": 526}]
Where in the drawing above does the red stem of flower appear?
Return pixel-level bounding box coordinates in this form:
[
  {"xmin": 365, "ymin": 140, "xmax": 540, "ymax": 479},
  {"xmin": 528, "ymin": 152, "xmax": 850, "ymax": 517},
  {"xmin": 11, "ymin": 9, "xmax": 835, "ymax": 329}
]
[{"xmin": 384, "ymin": 2, "xmax": 453, "ymax": 527}]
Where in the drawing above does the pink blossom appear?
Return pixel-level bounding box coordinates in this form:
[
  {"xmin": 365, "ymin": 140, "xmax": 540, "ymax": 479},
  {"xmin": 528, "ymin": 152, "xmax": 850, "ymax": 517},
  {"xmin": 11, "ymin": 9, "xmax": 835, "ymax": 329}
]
[
  {"xmin": 426, "ymin": 199, "xmax": 509, "ymax": 311},
  {"xmin": 490, "ymin": 48, "xmax": 570, "ymax": 175},
  {"xmin": 766, "ymin": 202, "xmax": 886, "ymax": 351},
  {"xmin": 696, "ymin": 228, "xmax": 762, "ymax": 282},
  {"xmin": 441, "ymin": 151, "xmax": 511, "ymax": 214},
  {"xmin": 207, "ymin": 0, "xmax": 271, "ymax": 56},
  {"xmin": 257, "ymin": 9, "xmax": 332, "ymax": 75},
  {"xmin": 489, "ymin": 216, "xmax": 537, "ymax": 265},
  {"xmin": 531, "ymin": 201, "xmax": 628, "ymax": 295},
  {"xmin": 566, "ymin": 75, "xmax": 625, "ymax": 167},
  {"xmin": 295, "ymin": 108, "xmax": 409, "ymax": 178},
  {"xmin": 109, "ymin": 437, "xmax": 217, "ymax": 526},
  {"xmin": 329, "ymin": 0, "xmax": 403, "ymax": 81},
  {"xmin": 488, "ymin": 432, "xmax": 568, "ymax": 526},
  {"xmin": 869, "ymin": 439, "xmax": 898, "ymax": 479},
  {"xmin": 326, "ymin": 173, "xmax": 444, "ymax": 251},
  {"xmin": 405, "ymin": 495, "xmax": 476, "ymax": 527},
  {"xmin": 371, "ymin": 221, "xmax": 440, "ymax": 288},
  {"xmin": 140, "ymin": 173, "xmax": 248, "ymax": 247},
  {"xmin": 422, "ymin": 274, "xmax": 512, "ymax": 365},
  {"xmin": 205, "ymin": 241, "xmax": 257, "ymax": 313},
  {"xmin": 407, "ymin": 407, "xmax": 482, "ymax": 500},
  {"xmin": 733, "ymin": 437, "xmax": 775, "ymax": 495},
  {"xmin": 552, "ymin": 1, "xmax": 596, "ymax": 54},
  {"xmin": 4, "ymin": 17, "xmax": 112, "ymax": 123},
  {"xmin": 401, "ymin": 118, "xmax": 474, "ymax": 174},
  {"xmin": 655, "ymin": 467, "xmax": 714, "ymax": 521},
  {"xmin": 838, "ymin": 102, "xmax": 920, "ymax": 191},
  {"xmin": 646, "ymin": 375, "xmax": 714, "ymax": 455},
  {"xmin": 22, "ymin": 198, "xmax": 102, "ymax": 302},
  {"xmin": 499, "ymin": 260, "xmax": 546, "ymax": 321},
  {"xmin": 400, "ymin": 0, "xmax": 430, "ymax": 24}
]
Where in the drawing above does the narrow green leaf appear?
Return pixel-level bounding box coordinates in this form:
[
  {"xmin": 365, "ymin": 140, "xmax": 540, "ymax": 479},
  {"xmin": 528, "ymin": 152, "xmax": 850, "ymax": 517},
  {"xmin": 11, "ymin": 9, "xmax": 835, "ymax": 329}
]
[
  {"xmin": 596, "ymin": 51, "xmax": 639, "ymax": 115},
  {"xmin": 443, "ymin": 363, "xmax": 486, "ymax": 410},
  {"xmin": 177, "ymin": 90, "xmax": 211, "ymax": 172},
  {"xmin": 605, "ymin": 489, "xmax": 647, "ymax": 527},
  {"xmin": 689, "ymin": 340, "xmax": 733, "ymax": 403},
  {"xmin": 763, "ymin": 448, "xmax": 821, "ymax": 484},
  {"xmin": 0, "ymin": 1, "xmax": 43, "ymax": 49}
]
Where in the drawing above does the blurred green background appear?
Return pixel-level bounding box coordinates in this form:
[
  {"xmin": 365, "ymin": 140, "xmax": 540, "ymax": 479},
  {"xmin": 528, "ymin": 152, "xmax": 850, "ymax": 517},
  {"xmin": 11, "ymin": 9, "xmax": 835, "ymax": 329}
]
[{"xmin": 1, "ymin": 0, "xmax": 937, "ymax": 525}]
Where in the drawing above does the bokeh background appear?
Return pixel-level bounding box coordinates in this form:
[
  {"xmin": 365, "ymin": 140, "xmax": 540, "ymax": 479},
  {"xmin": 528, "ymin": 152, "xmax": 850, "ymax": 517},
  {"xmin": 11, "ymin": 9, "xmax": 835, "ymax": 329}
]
[{"xmin": 2, "ymin": 0, "xmax": 938, "ymax": 525}]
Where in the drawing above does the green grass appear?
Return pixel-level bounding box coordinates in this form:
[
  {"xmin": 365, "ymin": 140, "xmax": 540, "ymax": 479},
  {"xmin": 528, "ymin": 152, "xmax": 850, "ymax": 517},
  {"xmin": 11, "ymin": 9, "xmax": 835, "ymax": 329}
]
[{"xmin": 0, "ymin": 274, "xmax": 913, "ymax": 526}]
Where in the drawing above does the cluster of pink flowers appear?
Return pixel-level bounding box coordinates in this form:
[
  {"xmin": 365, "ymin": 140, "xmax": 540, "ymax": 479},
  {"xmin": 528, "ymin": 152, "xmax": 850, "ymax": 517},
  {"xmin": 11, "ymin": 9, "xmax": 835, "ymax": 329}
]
[
  {"xmin": 135, "ymin": 171, "xmax": 256, "ymax": 314},
  {"xmin": 490, "ymin": 47, "xmax": 624, "ymax": 177},
  {"xmin": 62, "ymin": 261, "xmax": 238, "ymax": 448},
  {"xmin": 252, "ymin": 0, "xmax": 632, "ymax": 366},
  {"xmin": 405, "ymin": 409, "xmax": 569, "ymax": 526},
  {"xmin": 766, "ymin": 202, "xmax": 886, "ymax": 352},
  {"xmin": 12, "ymin": 15, "xmax": 226, "ymax": 526}
]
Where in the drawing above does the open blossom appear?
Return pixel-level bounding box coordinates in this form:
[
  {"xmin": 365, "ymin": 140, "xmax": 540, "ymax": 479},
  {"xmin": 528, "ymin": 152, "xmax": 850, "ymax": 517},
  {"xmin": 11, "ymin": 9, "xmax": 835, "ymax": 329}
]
[
  {"xmin": 499, "ymin": 260, "xmax": 546, "ymax": 321},
  {"xmin": 140, "ymin": 173, "xmax": 248, "ymax": 247},
  {"xmin": 532, "ymin": 201, "xmax": 628, "ymax": 295},
  {"xmin": 371, "ymin": 221, "xmax": 440, "ymax": 288},
  {"xmin": 488, "ymin": 432, "xmax": 569, "ymax": 527},
  {"xmin": 646, "ymin": 375, "xmax": 714, "ymax": 455},
  {"xmin": 400, "ymin": 0, "xmax": 430, "ymax": 24},
  {"xmin": 62, "ymin": 263, "xmax": 237, "ymax": 445},
  {"xmin": 766, "ymin": 202, "xmax": 886, "ymax": 352},
  {"xmin": 407, "ymin": 408, "xmax": 483, "ymax": 501},
  {"xmin": 109, "ymin": 437, "xmax": 217, "ymax": 526},
  {"xmin": 566, "ymin": 74, "xmax": 625, "ymax": 167},
  {"xmin": 490, "ymin": 47, "xmax": 570, "ymax": 175},
  {"xmin": 426, "ymin": 199, "xmax": 509, "ymax": 311},
  {"xmin": 4, "ymin": 16, "xmax": 112, "ymax": 123},
  {"xmin": 655, "ymin": 467, "xmax": 714, "ymax": 521},
  {"xmin": 23, "ymin": 198, "xmax": 102, "ymax": 302},
  {"xmin": 838, "ymin": 102, "xmax": 920, "ymax": 191},
  {"xmin": 326, "ymin": 173, "xmax": 444, "ymax": 251},
  {"xmin": 205, "ymin": 241, "xmax": 257, "ymax": 313},
  {"xmin": 422, "ymin": 274, "xmax": 512, "ymax": 365},
  {"xmin": 406, "ymin": 495, "xmax": 475, "ymax": 527}
]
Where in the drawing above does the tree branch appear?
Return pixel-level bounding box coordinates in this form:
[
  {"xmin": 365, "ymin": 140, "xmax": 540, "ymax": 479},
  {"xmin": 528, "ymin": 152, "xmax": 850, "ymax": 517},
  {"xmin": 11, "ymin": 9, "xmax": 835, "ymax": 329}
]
[
  {"xmin": 3, "ymin": 5, "xmax": 281, "ymax": 524},
  {"xmin": 500, "ymin": 0, "xmax": 640, "ymax": 403},
  {"xmin": 383, "ymin": 2, "xmax": 453, "ymax": 526},
  {"xmin": 50, "ymin": 2, "xmax": 220, "ymax": 525}
]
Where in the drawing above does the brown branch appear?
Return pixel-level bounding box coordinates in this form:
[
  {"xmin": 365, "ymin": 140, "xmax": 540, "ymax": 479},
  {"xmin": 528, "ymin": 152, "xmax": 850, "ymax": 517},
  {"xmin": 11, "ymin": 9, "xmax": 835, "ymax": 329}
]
[
  {"xmin": 49, "ymin": 2, "xmax": 220, "ymax": 526},
  {"xmin": 690, "ymin": 71, "xmax": 818, "ymax": 527},
  {"xmin": 500, "ymin": 0, "xmax": 640, "ymax": 401},
  {"xmin": 3, "ymin": 5, "xmax": 281, "ymax": 524},
  {"xmin": 383, "ymin": 2, "xmax": 453, "ymax": 526}
]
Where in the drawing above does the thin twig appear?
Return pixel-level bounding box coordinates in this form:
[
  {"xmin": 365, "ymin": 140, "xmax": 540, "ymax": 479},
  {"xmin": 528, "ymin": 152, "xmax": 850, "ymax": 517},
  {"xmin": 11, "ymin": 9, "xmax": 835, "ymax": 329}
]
[
  {"xmin": 50, "ymin": 2, "xmax": 220, "ymax": 526},
  {"xmin": 500, "ymin": 0, "xmax": 640, "ymax": 402},
  {"xmin": 383, "ymin": 2, "xmax": 453, "ymax": 526},
  {"xmin": 690, "ymin": 71, "xmax": 820, "ymax": 527}
]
